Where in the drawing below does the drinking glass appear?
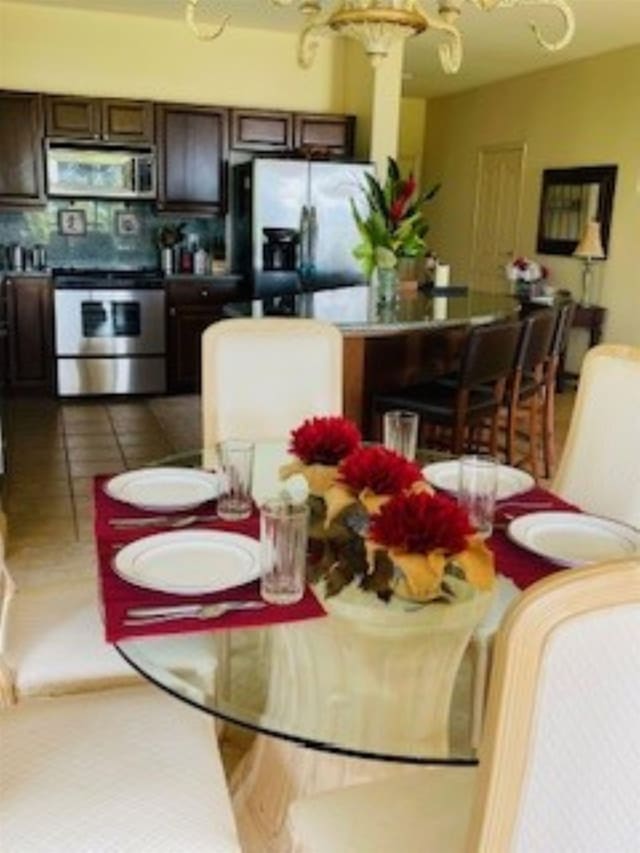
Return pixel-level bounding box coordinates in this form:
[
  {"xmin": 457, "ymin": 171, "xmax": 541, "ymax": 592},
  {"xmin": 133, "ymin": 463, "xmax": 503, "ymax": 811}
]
[
  {"xmin": 458, "ymin": 455, "xmax": 499, "ymax": 538},
  {"xmin": 216, "ymin": 440, "xmax": 254, "ymax": 521},
  {"xmin": 383, "ymin": 410, "xmax": 419, "ymax": 461},
  {"xmin": 260, "ymin": 500, "xmax": 309, "ymax": 605}
]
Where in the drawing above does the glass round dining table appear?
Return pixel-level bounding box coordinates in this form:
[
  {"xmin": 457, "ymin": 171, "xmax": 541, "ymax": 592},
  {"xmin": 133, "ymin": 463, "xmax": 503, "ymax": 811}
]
[{"xmin": 114, "ymin": 445, "xmax": 482, "ymax": 768}]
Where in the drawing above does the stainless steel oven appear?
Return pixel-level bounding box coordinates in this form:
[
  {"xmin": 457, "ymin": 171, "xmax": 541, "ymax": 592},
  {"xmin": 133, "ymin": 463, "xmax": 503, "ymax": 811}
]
[{"xmin": 54, "ymin": 271, "xmax": 166, "ymax": 396}]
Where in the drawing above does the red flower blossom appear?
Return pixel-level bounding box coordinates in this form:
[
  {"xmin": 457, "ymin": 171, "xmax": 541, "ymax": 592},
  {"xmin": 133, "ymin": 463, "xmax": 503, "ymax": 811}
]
[
  {"xmin": 369, "ymin": 491, "xmax": 473, "ymax": 555},
  {"xmin": 289, "ymin": 416, "xmax": 361, "ymax": 466},
  {"xmin": 389, "ymin": 176, "xmax": 417, "ymax": 225},
  {"xmin": 338, "ymin": 446, "xmax": 422, "ymax": 496}
]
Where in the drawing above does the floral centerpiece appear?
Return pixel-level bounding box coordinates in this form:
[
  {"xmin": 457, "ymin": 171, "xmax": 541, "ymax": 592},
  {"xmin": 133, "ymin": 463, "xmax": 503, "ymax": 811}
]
[
  {"xmin": 505, "ymin": 256, "xmax": 549, "ymax": 297},
  {"xmin": 351, "ymin": 157, "xmax": 439, "ymax": 302},
  {"xmin": 281, "ymin": 415, "xmax": 494, "ymax": 604}
]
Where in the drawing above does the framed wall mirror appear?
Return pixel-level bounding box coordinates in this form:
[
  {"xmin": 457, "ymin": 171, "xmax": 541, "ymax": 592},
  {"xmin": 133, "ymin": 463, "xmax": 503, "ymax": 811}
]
[{"xmin": 536, "ymin": 165, "xmax": 618, "ymax": 256}]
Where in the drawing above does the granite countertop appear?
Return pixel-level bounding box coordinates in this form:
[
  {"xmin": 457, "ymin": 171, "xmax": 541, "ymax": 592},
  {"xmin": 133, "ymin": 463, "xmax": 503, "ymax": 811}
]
[
  {"xmin": 223, "ymin": 285, "xmax": 519, "ymax": 336},
  {"xmin": 1, "ymin": 270, "xmax": 52, "ymax": 279}
]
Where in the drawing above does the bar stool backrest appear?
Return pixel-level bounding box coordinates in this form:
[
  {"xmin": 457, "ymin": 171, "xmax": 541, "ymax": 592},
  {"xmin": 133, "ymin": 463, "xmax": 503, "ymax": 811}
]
[
  {"xmin": 458, "ymin": 321, "xmax": 522, "ymax": 390},
  {"xmin": 521, "ymin": 310, "xmax": 556, "ymax": 373},
  {"xmin": 549, "ymin": 300, "xmax": 576, "ymax": 360}
]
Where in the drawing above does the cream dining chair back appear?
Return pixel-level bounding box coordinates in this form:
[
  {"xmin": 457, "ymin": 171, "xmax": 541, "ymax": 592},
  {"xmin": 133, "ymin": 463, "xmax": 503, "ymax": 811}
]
[
  {"xmin": 289, "ymin": 559, "xmax": 640, "ymax": 852},
  {"xmin": 552, "ymin": 344, "xmax": 640, "ymax": 528},
  {"xmin": 201, "ymin": 318, "xmax": 343, "ymax": 449}
]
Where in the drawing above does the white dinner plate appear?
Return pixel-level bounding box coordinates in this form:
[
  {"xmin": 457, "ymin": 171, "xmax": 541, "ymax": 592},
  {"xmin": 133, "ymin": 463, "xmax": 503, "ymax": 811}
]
[
  {"xmin": 508, "ymin": 512, "xmax": 640, "ymax": 567},
  {"xmin": 422, "ymin": 460, "xmax": 535, "ymax": 501},
  {"xmin": 113, "ymin": 530, "xmax": 261, "ymax": 595},
  {"xmin": 105, "ymin": 467, "xmax": 220, "ymax": 512}
]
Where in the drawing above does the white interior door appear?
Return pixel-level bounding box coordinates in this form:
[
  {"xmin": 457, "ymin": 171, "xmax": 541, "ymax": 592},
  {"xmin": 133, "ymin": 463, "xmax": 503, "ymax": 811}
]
[{"xmin": 470, "ymin": 144, "xmax": 526, "ymax": 294}]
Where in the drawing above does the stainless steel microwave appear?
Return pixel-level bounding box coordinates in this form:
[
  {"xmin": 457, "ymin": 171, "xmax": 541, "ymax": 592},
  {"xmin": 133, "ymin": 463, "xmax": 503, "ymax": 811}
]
[{"xmin": 46, "ymin": 144, "xmax": 156, "ymax": 199}]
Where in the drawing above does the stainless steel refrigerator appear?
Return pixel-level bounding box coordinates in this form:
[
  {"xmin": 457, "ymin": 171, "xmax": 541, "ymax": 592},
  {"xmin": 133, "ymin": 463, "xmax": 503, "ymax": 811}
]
[{"xmin": 231, "ymin": 158, "xmax": 374, "ymax": 292}]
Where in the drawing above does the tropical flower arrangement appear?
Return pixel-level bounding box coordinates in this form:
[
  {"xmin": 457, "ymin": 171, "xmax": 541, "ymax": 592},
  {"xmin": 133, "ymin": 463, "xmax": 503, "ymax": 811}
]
[
  {"xmin": 280, "ymin": 416, "xmax": 495, "ymax": 604},
  {"xmin": 350, "ymin": 157, "xmax": 439, "ymax": 280}
]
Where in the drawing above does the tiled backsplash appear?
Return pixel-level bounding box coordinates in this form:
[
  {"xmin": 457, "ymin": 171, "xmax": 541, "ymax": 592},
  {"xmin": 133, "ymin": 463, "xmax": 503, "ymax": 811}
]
[{"xmin": 0, "ymin": 200, "xmax": 224, "ymax": 270}]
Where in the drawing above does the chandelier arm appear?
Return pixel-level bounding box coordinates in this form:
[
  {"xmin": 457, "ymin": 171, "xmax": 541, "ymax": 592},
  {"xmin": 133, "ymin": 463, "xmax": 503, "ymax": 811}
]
[
  {"xmin": 470, "ymin": 0, "xmax": 576, "ymax": 52},
  {"xmin": 297, "ymin": 8, "xmax": 332, "ymax": 69},
  {"xmin": 185, "ymin": 0, "xmax": 230, "ymax": 42},
  {"xmin": 425, "ymin": 14, "xmax": 464, "ymax": 75}
]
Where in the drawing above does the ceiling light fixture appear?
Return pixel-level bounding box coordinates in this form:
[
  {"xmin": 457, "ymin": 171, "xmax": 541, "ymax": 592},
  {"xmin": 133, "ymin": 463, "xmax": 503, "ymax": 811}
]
[{"xmin": 186, "ymin": 0, "xmax": 576, "ymax": 73}]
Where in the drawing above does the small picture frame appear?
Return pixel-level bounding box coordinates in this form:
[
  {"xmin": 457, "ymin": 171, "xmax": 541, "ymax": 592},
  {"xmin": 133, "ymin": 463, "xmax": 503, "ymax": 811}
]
[
  {"xmin": 115, "ymin": 211, "xmax": 141, "ymax": 237},
  {"xmin": 58, "ymin": 208, "xmax": 87, "ymax": 237}
]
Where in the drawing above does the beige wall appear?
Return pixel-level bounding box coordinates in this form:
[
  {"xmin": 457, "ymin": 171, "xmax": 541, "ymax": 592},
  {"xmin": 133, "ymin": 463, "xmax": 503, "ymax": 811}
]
[
  {"xmin": 0, "ymin": 0, "xmax": 345, "ymax": 112},
  {"xmin": 423, "ymin": 45, "xmax": 640, "ymax": 349}
]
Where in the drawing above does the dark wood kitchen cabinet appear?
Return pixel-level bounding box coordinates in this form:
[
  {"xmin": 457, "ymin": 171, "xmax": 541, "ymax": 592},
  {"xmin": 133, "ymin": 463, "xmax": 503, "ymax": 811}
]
[
  {"xmin": 156, "ymin": 105, "xmax": 228, "ymax": 214},
  {"xmin": 231, "ymin": 109, "xmax": 293, "ymax": 152},
  {"xmin": 6, "ymin": 276, "xmax": 54, "ymax": 393},
  {"xmin": 102, "ymin": 99, "xmax": 154, "ymax": 143},
  {"xmin": 166, "ymin": 279, "xmax": 242, "ymax": 392},
  {"xmin": 45, "ymin": 95, "xmax": 102, "ymax": 139},
  {"xmin": 0, "ymin": 92, "xmax": 45, "ymax": 207},
  {"xmin": 46, "ymin": 95, "xmax": 154, "ymax": 143},
  {"xmin": 294, "ymin": 113, "xmax": 355, "ymax": 157}
]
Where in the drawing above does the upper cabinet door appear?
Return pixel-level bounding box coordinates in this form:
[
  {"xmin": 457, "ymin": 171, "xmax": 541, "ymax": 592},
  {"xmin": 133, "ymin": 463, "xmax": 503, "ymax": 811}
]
[
  {"xmin": 294, "ymin": 114, "xmax": 355, "ymax": 159},
  {"xmin": 231, "ymin": 109, "xmax": 293, "ymax": 152},
  {"xmin": 45, "ymin": 95, "xmax": 102, "ymax": 139},
  {"xmin": 102, "ymin": 100, "xmax": 154, "ymax": 143},
  {"xmin": 156, "ymin": 105, "xmax": 228, "ymax": 214},
  {"xmin": 0, "ymin": 91, "xmax": 45, "ymax": 207}
]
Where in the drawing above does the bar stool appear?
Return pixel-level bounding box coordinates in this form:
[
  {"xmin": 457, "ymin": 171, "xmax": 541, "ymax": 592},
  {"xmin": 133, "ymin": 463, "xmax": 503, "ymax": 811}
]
[
  {"xmin": 372, "ymin": 321, "xmax": 521, "ymax": 456},
  {"xmin": 543, "ymin": 300, "xmax": 576, "ymax": 478},
  {"xmin": 503, "ymin": 309, "xmax": 556, "ymax": 480}
]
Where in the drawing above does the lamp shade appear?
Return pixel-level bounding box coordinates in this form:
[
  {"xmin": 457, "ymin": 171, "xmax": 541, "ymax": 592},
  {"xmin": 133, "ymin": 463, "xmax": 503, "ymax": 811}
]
[{"xmin": 574, "ymin": 220, "xmax": 605, "ymax": 259}]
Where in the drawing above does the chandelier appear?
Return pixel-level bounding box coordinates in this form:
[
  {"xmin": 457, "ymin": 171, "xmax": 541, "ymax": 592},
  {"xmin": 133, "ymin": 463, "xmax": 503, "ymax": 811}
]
[{"xmin": 186, "ymin": 0, "xmax": 576, "ymax": 73}]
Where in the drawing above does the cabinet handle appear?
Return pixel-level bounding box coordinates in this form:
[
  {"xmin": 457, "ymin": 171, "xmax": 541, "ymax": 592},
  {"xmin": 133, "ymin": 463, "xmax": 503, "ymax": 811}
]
[
  {"xmin": 201, "ymin": 289, "xmax": 208, "ymax": 298},
  {"xmin": 169, "ymin": 307, "xmax": 176, "ymax": 317}
]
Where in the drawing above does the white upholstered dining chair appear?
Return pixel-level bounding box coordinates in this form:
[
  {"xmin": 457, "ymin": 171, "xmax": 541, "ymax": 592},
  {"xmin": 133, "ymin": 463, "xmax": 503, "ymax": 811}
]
[
  {"xmin": 201, "ymin": 317, "xmax": 343, "ymax": 449},
  {"xmin": 0, "ymin": 539, "xmax": 140, "ymax": 706},
  {"xmin": 289, "ymin": 558, "xmax": 640, "ymax": 852},
  {"xmin": 552, "ymin": 343, "xmax": 640, "ymax": 529},
  {"xmin": 1, "ymin": 686, "xmax": 241, "ymax": 853}
]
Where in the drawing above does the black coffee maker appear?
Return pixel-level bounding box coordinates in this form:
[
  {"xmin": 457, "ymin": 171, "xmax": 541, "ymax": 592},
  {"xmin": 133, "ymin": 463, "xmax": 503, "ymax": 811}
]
[{"xmin": 262, "ymin": 228, "xmax": 299, "ymax": 271}]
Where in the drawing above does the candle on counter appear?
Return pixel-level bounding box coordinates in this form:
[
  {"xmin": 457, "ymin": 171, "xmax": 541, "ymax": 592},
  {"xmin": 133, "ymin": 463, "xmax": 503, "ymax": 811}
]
[
  {"xmin": 434, "ymin": 263, "xmax": 450, "ymax": 288},
  {"xmin": 433, "ymin": 295, "xmax": 448, "ymax": 321}
]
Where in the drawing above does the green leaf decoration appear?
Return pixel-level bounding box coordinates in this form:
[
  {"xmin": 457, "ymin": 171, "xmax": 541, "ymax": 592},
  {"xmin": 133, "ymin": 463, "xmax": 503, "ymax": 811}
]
[{"xmin": 350, "ymin": 161, "xmax": 441, "ymax": 274}]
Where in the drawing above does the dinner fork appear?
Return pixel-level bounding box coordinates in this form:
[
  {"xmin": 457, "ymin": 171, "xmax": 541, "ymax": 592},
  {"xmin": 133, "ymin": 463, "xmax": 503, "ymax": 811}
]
[{"xmin": 123, "ymin": 600, "xmax": 266, "ymax": 626}]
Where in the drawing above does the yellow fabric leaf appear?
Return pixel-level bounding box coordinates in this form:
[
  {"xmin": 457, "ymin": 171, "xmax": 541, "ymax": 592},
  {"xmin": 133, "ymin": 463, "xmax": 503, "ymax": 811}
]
[
  {"xmin": 390, "ymin": 550, "xmax": 446, "ymax": 601},
  {"xmin": 324, "ymin": 483, "xmax": 356, "ymax": 526},
  {"xmin": 453, "ymin": 537, "xmax": 496, "ymax": 591},
  {"xmin": 359, "ymin": 489, "xmax": 391, "ymax": 516}
]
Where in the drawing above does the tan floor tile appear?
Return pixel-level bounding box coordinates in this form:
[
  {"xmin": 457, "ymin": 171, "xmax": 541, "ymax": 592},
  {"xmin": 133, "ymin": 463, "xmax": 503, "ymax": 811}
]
[
  {"xmin": 10, "ymin": 517, "xmax": 77, "ymax": 544},
  {"xmin": 69, "ymin": 459, "xmax": 125, "ymax": 477},
  {"xmin": 115, "ymin": 432, "xmax": 169, "ymax": 448},
  {"xmin": 113, "ymin": 426, "xmax": 162, "ymax": 442},
  {"xmin": 71, "ymin": 477, "xmax": 96, "ymax": 498},
  {"xmin": 65, "ymin": 434, "xmax": 120, "ymax": 451},
  {"xmin": 73, "ymin": 497, "xmax": 95, "ymax": 520},
  {"xmin": 66, "ymin": 447, "xmax": 123, "ymax": 464},
  {"xmin": 63, "ymin": 422, "xmax": 115, "ymax": 436},
  {"xmin": 8, "ymin": 494, "xmax": 74, "ymax": 519},
  {"xmin": 109, "ymin": 409, "xmax": 158, "ymax": 426},
  {"xmin": 62, "ymin": 409, "xmax": 110, "ymax": 423},
  {"xmin": 8, "ymin": 459, "xmax": 69, "ymax": 479},
  {"xmin": 7, "ymin": 477, "xmax": 69, "ymax": 504},
  {"xmin": 9, "ymin": 435, "xmax": 65, "ymax": 452}
]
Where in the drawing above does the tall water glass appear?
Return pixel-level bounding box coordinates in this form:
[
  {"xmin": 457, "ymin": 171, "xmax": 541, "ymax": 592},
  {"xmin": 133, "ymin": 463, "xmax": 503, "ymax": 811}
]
[
  {"xmin": 458, "ymin": 455, "xmax": 499, "ymax": 538},
  {"xmin": 217, "ymin": 440, "xmax": 254, "ymax": 521},
  {"xmin": 260, "ymin": 500, "xmax": 309, "ymax": 605},
  {"xmin": 383, "ymin": 410, "xmax": 419, "ymax": 461}
]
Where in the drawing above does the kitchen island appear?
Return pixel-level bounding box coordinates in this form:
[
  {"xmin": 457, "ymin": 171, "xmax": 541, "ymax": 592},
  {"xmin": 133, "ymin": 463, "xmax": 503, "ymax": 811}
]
[{"xmin": 223, "ymin": 285, "xmax": 519, "ymax": 434}]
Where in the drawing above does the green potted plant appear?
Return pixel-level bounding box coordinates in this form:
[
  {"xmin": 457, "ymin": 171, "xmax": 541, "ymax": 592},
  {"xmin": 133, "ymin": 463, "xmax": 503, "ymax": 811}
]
[{"xmin": 351, "ymin": 157, "xmax": 439, "ymax": 302}]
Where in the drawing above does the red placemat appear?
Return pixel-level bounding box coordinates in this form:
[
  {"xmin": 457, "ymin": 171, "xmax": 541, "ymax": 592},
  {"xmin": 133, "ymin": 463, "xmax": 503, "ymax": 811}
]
[
  {"xmin": 94, "ymin": 475, "xmax": 326, "ymax": 643},
  {"xmin": 490, "ymin": 486, "xmax": 580, "ymax": 589}
]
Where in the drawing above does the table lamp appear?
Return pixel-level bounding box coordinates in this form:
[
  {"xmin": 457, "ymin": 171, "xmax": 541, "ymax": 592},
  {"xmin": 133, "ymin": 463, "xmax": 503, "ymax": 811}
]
[{"xmin": 573, "ymin": 220, "xmax": 605, "ymax": 306}]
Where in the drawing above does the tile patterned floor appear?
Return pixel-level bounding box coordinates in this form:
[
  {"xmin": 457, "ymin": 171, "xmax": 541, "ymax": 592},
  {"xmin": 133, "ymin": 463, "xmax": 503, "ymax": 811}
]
[{"xmin": 4, "ymin": 395, "xmax": 200, "ymax": 584}]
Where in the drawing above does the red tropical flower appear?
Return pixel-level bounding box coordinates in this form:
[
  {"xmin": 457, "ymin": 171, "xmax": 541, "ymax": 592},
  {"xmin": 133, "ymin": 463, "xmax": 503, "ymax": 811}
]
[
  {"xmin": 289, "ymin": 416, "xmax": 361, "ymax": 466},
  {"xmin": 369, "ymin": 491, "xmax": 473, "ymax": 555},
  {"xmin": 338, "ymin": 446, "xmax": 422, "ymax": 496}
]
